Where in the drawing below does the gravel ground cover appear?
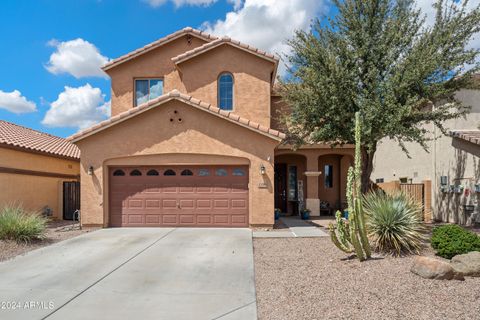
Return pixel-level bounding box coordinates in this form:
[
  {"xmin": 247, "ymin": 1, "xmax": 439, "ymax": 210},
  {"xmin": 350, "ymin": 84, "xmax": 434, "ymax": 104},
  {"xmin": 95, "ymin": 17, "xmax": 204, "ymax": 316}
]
[
  {"xmin": 254, "ymin": 237, "xmax": 480, "ymax": 320},
  {"xmin": 0, "ymin": 220, "xmax": 96, "ymax": 262}
]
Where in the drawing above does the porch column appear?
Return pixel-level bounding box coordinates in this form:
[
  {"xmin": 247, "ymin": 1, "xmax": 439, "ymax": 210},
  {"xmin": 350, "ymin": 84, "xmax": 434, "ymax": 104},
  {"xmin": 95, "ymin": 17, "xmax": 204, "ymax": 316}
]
[
  {"xmin": 340, "ymin": 155, "xmax": 352, "ymax": 205},
  {"xmin": 305, "ymin": 154, "xmax": 321, "ymax": 216}
]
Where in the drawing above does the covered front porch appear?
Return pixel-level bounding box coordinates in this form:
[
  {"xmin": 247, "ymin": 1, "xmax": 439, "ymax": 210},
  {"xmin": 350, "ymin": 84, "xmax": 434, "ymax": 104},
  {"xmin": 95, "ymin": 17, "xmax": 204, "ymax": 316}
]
[{"xmin": 274, "ymin": 145, "xmax": 354, "ymax": 216}]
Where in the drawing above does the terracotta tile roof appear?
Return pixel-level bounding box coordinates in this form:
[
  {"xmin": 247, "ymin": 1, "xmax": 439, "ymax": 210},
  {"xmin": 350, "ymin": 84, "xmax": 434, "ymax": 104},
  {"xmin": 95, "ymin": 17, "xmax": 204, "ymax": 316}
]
[
  {"xmin": 451, "ymin": 130, "xmax": 480, "ymax": 145},
  {"xmin": 102, "ymin": 27, "xmax": 217, "ymax": 71},
  {"xmin": 171, "ymin": 36, "xmax": 279, "ymax": 66},
  {"xmin": 69, "ymin": 90, "xmax": 286, "ymax": 143},
  {"xmin": 0, "ymin": 120, "xmax": 80, "ymax": 160}
]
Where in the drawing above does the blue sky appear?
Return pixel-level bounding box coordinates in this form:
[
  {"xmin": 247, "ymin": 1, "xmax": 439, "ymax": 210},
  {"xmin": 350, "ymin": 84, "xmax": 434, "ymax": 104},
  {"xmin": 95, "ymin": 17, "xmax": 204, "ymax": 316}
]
[
  {"xmin": 0, "ymin": 0, "xmax": 243, "ymax": 137},
  {"xmin": 0, "ymin": 0, "xmax": 477, "ymax": 138}
]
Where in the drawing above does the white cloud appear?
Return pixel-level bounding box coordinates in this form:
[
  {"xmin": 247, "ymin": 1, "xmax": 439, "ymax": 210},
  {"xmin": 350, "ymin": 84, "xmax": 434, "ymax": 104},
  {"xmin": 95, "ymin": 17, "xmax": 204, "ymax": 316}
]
[
  {"xmin": 227, "ymin": 0, "xmax": 242, "ymax": 10},
  {"xmin": 202, "ymin": 0, "xmax": 327, "ymax": 75},
  {"xmin": 0, "ymin": 90, "xmax": 37, "ymax": 114},
  {"xmin": 144, "ymin": 0, "xmax": 217, "ymax": 7},
  {"xmin": 45, "ymin": 38, "xmax": 109, "ymax": 78},
  {"xmin": 42, "ymin": 84, "xmax": 110, "ymax": 129}
]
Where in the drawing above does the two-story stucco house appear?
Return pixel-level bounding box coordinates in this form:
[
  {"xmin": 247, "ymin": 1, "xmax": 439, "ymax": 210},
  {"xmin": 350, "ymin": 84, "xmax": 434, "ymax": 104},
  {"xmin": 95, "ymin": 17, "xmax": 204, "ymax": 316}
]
[{"xmin": 70, "ymin": 27, "xmax": 354, "ymax": 228}]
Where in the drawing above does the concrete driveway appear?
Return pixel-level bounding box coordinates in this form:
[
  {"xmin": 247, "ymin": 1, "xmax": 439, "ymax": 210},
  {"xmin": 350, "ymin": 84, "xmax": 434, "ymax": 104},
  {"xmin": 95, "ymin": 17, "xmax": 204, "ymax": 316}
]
[{"xmin": 0, "ymin": 228, "xmax": 256, "ymax": 320}]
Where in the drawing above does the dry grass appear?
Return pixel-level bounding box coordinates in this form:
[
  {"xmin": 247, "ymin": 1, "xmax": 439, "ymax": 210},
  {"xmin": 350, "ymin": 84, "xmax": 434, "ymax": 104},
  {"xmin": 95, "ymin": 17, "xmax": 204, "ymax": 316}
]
[{"xmin": 254, "ymin": 237, "xmax": 480, "ymax": 320}]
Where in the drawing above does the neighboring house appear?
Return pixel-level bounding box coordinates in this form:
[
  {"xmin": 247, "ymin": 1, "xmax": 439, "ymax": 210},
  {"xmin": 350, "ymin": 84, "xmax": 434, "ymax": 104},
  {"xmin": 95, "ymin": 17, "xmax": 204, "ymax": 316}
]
[
  {"xmin": 372, "ymin": 86, "xmax": 480, "ymax": 225},
  {"xmin": 0, "ymin": 120, "xmax": 80, "ymax": 219},
  {"xmin": 69, "ymin": 27, "xmax": 353, "ymax": 228}
]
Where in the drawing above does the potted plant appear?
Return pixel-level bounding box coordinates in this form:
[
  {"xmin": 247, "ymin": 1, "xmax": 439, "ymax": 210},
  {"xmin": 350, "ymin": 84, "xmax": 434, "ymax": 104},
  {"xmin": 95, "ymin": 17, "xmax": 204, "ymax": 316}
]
[
  {"xmin": 300, "ymin": 208, "xmax": 310, "ymax": 220},
  {"xmin": 454, "ymin": 185, "xmax": 464, "ymax": 194},
  {"xmin": 274, "ymin": 208, "xmax": 281, "ymax": 220}
]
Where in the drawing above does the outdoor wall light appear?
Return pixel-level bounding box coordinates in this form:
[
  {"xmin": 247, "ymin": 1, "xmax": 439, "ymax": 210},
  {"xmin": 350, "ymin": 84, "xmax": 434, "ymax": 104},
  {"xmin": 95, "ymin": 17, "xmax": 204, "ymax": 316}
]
[
  {"xmin": 260, "ymin": 164, "xmax": 266, "ymax": 175},
  {"xmin": 87, "ymin": 166, "xmax": 94, "ymax": 176}
]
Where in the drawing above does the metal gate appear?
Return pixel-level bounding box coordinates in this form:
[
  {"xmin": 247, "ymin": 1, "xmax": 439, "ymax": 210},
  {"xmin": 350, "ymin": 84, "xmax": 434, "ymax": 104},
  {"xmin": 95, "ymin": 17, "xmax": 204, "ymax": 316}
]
[{"xmin": 63, "ymin": 181, "xmax": 80, "ymax": 220}]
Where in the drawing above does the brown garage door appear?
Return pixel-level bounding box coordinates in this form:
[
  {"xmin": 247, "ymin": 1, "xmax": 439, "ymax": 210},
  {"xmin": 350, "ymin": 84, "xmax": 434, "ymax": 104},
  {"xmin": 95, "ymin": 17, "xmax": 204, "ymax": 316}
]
[{"xmin": 109, "ymin": 165, "xmax": 249, "ymax": 227}]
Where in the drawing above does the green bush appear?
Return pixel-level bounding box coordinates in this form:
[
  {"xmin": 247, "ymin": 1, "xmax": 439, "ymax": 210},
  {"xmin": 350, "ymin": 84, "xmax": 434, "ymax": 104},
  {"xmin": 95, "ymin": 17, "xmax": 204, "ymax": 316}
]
[
  {"xmin": 431, "ymin": 224, "xmax": 480, "ymax": 259},
  {"xmin": 363, "ymin": 191, "xmax": 426, "ymax": 256},
  {"xmin": 0, "ymin": 205, "xmax": 47, "ymax": 242}
]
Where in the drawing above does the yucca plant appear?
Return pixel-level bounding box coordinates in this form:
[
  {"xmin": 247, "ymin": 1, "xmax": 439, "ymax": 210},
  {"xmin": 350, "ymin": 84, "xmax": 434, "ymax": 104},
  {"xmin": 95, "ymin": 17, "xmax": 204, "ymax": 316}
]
[
  {"xmin": 0, "ymin": 204, "xmax": 47, "ymax": 242},
  {"xmin": 363, "ymin": 191, "xmax": 426, "ymax": 256}
]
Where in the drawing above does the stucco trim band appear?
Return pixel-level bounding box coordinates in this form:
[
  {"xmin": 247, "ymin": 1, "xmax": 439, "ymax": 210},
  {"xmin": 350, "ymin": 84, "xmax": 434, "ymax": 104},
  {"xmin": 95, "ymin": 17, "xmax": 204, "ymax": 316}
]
[
  {"xmin": 69, "ymin": 90, "xmax": 286, "ymax": 143},
  {"xmin": 0, "ymin": 166, "xmax": 79, "ymax": 179}
]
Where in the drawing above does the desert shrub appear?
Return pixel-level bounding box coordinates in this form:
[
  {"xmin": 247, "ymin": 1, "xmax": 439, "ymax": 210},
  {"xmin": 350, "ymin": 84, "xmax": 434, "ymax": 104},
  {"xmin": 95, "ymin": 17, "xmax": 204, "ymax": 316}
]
[
  {"xmin": 0, "ymin": 205, "xmax": 47, "ymax": 242},
  {"xmin": 431, "ymin": 224, "xmax": 480, "ymax": 259},
  {"xmin": 363, "ymin": 191, "xmax": 426, "ymax": 255}
]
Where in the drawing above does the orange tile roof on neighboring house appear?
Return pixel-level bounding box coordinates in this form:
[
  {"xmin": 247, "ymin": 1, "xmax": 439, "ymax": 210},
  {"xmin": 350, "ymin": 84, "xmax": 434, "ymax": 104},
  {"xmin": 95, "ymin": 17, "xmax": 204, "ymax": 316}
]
[
  {"xmin": 171, "ymin": 36, "xmax": 279, "ymax": 80},
  {"xmin": 102, "ymin": 27, "xmax": 217, "ymax": 71},
  {"xmin": 0, "ymin": 120, "xmax": 80, "ymax": 160},
  {"xmin": 69, "ymin": 90, "xmax": 286, "ymax": 143},
  {"xmin": 451, "ymin": 130, "xmax": 480, "ymax": 145}
]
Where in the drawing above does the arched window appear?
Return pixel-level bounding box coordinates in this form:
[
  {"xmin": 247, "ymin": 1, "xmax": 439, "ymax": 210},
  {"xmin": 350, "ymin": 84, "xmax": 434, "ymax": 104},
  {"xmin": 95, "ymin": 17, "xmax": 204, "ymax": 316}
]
[
  {"xmin": 146, "ymin": 169, "xmax": 159, "ymax": 176},
  {"xmin": 218, "ymin": 73, "xmax": 233, "ymax": 110},
  {"xmin": 164, "ymin": 169, "xmax": 176, "ymax": 176},
  {"xmin": 215, "ymin": 168, "xmax": 228, "ymax": 176},
  {"xmin": 130, "ymin": 169, "xmax": 142, "ymax": 176},
  {"xmin": 113, "ymin": 169, "xmax": 125, "ymax": 176},
  {"xmin": 232, "ymin": 168, "xmax": 246, "ymax": 176},
  {"xmin": 198, "ymin": 169, "xmax": 210, "ymax": 176},
  {"xmin": 181, "ymin": 169, "xmax": 193, "ymax": 176}
]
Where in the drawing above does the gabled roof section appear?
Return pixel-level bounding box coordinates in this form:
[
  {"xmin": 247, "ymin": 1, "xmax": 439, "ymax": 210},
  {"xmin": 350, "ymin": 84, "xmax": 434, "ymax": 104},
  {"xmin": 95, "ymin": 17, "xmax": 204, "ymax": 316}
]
[
  {"xmin": 68, "ymin": 90, "xmax": 285, "ymax": 143},
  {"xmin": 102, "ymin": 27, "xmax": 217, "ymax": 71},
  {"xmin": 0, "ymin": 120, "xmax": 80, "ymax": 160},
  {"xmin": 450, "ymin": 130, "xmax": 480, "ymax": 146},
  {"xmin": 171, "ymin": 36, "xmax": 279, "ymax": 81}
]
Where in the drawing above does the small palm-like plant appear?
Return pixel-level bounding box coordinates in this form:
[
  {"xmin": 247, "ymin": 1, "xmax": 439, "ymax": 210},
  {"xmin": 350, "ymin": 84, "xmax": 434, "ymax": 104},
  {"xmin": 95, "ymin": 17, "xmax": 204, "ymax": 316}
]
[
  {"xmin": 363, "ymin": 191, "xmax": 426, "ymax": 256},
  {"xmin": 0, "ymin": 204, "xmax": 47, "ymax": 242}
]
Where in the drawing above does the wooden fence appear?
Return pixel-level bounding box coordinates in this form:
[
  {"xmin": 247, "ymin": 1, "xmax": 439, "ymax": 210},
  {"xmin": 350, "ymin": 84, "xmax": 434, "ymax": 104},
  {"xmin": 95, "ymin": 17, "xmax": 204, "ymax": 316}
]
[{"xmin": 376, "ymin": 180, "xmax": 432, "ymax": 222}]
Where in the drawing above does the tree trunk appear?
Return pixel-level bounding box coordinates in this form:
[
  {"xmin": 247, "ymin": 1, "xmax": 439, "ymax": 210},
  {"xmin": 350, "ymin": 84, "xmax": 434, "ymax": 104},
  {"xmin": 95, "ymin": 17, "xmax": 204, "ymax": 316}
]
[{"xmin": 360, "ymin": 145, "xmax": 376, "ymax": 194}]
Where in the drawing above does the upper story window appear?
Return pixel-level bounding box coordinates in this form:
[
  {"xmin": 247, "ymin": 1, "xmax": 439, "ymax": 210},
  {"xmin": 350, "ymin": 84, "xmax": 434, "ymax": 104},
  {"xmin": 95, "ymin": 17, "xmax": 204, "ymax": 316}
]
[
  {"xmin": 135, "ymin": 79, "xmax": 163, "ymax": 106},
  {"xmin": 218, "ymin": 73, "xmax": 233, "ymax": 110}
]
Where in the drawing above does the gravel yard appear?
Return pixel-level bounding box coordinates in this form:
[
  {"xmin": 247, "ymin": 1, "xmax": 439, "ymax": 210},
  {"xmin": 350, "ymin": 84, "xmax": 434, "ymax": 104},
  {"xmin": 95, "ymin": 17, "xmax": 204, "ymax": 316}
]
[
  {"xmin": 254, "ymin": 237, "xmax": 480, "ymax": 320},
  {"xmin": 0, "ymin": 220, "xmax": 96, "ymax": 262}
]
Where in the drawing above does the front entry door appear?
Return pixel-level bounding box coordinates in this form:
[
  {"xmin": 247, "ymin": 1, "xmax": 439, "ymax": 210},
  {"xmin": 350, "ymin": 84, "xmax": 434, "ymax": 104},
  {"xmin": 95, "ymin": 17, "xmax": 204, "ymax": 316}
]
[{"xmin": 274, "ymin": 163, "xmax": 287, "ymax": 212}]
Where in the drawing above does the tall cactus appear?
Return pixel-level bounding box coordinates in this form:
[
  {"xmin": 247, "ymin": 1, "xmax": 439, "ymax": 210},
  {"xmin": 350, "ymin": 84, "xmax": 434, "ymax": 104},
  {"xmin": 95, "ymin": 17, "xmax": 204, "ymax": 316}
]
[{"xmin": 329, "ymin": 112, "xmax": 371, "ymax": 261}]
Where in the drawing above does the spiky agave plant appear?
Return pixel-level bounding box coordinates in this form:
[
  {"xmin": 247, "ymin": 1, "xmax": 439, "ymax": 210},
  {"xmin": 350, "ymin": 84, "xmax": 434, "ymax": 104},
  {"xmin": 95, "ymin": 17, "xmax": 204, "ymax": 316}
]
[{"xmin": 363, "ymin": 191, "xmax": 427, "ymax": 256}]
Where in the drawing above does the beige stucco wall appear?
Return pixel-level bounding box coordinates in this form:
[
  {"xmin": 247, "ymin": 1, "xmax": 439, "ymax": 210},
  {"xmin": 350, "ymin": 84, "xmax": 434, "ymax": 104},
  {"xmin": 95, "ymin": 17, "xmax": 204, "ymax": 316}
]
[
  {"xmin": 75, "ymin": 100, "xmax": 279, "ymax": 227},
  {"xmin": 270, "ymin": 95, "xmax": 290, "ymax": 131},
  {"xmin": 0, "ymin": 148, "xmax": 80, "ymax": 218},
  {"xmin": 107, "ymin": 35, "xmax": 275, "ymax": 128},
  {"xmin": 107, "ymin": 35, "xmax": 208, "ymax": 116},
  {"xmin": 176, "ymin": 45, "xmax": 273, "ymax": 127},
  {"xmin": 372, "ymin": 89, "xmax": 480, "ymax": 224}
]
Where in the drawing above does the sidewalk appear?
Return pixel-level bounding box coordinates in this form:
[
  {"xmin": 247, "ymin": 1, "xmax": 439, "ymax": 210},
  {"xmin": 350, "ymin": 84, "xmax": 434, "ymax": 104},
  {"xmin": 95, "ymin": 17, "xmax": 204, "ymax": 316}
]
[{"xmin": 253, "ymin": 216, "xmax": 328, "ymax": 238}]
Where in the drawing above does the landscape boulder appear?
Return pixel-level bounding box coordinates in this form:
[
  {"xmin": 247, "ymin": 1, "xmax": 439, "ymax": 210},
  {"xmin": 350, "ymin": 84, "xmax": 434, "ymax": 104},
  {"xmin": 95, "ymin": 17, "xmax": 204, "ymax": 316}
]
[
  {"xmin": 411, "ymin": 256, "xmax": 464, "ymax": 280},
  {"xmin": 451, "ymin": 251, "xmax": 480, "ymax": 277}
]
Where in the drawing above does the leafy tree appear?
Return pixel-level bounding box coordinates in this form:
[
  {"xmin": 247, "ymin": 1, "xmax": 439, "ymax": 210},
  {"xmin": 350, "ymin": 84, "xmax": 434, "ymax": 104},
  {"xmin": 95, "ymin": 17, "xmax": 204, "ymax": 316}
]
[{"xmin": 280, "ymin": 0, "xmax": 480, "ymax": 192}]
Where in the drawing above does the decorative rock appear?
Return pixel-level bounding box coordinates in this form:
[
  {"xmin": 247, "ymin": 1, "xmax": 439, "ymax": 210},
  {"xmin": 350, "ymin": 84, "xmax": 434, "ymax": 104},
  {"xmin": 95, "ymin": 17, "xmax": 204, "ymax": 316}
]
[
  {"xmin": 411, "ymin": 256, "xmax": 464, "ymax": 280},
  {"xmin": 451, "ymin": 251, "xmax": 480, "ymax": 277}
]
